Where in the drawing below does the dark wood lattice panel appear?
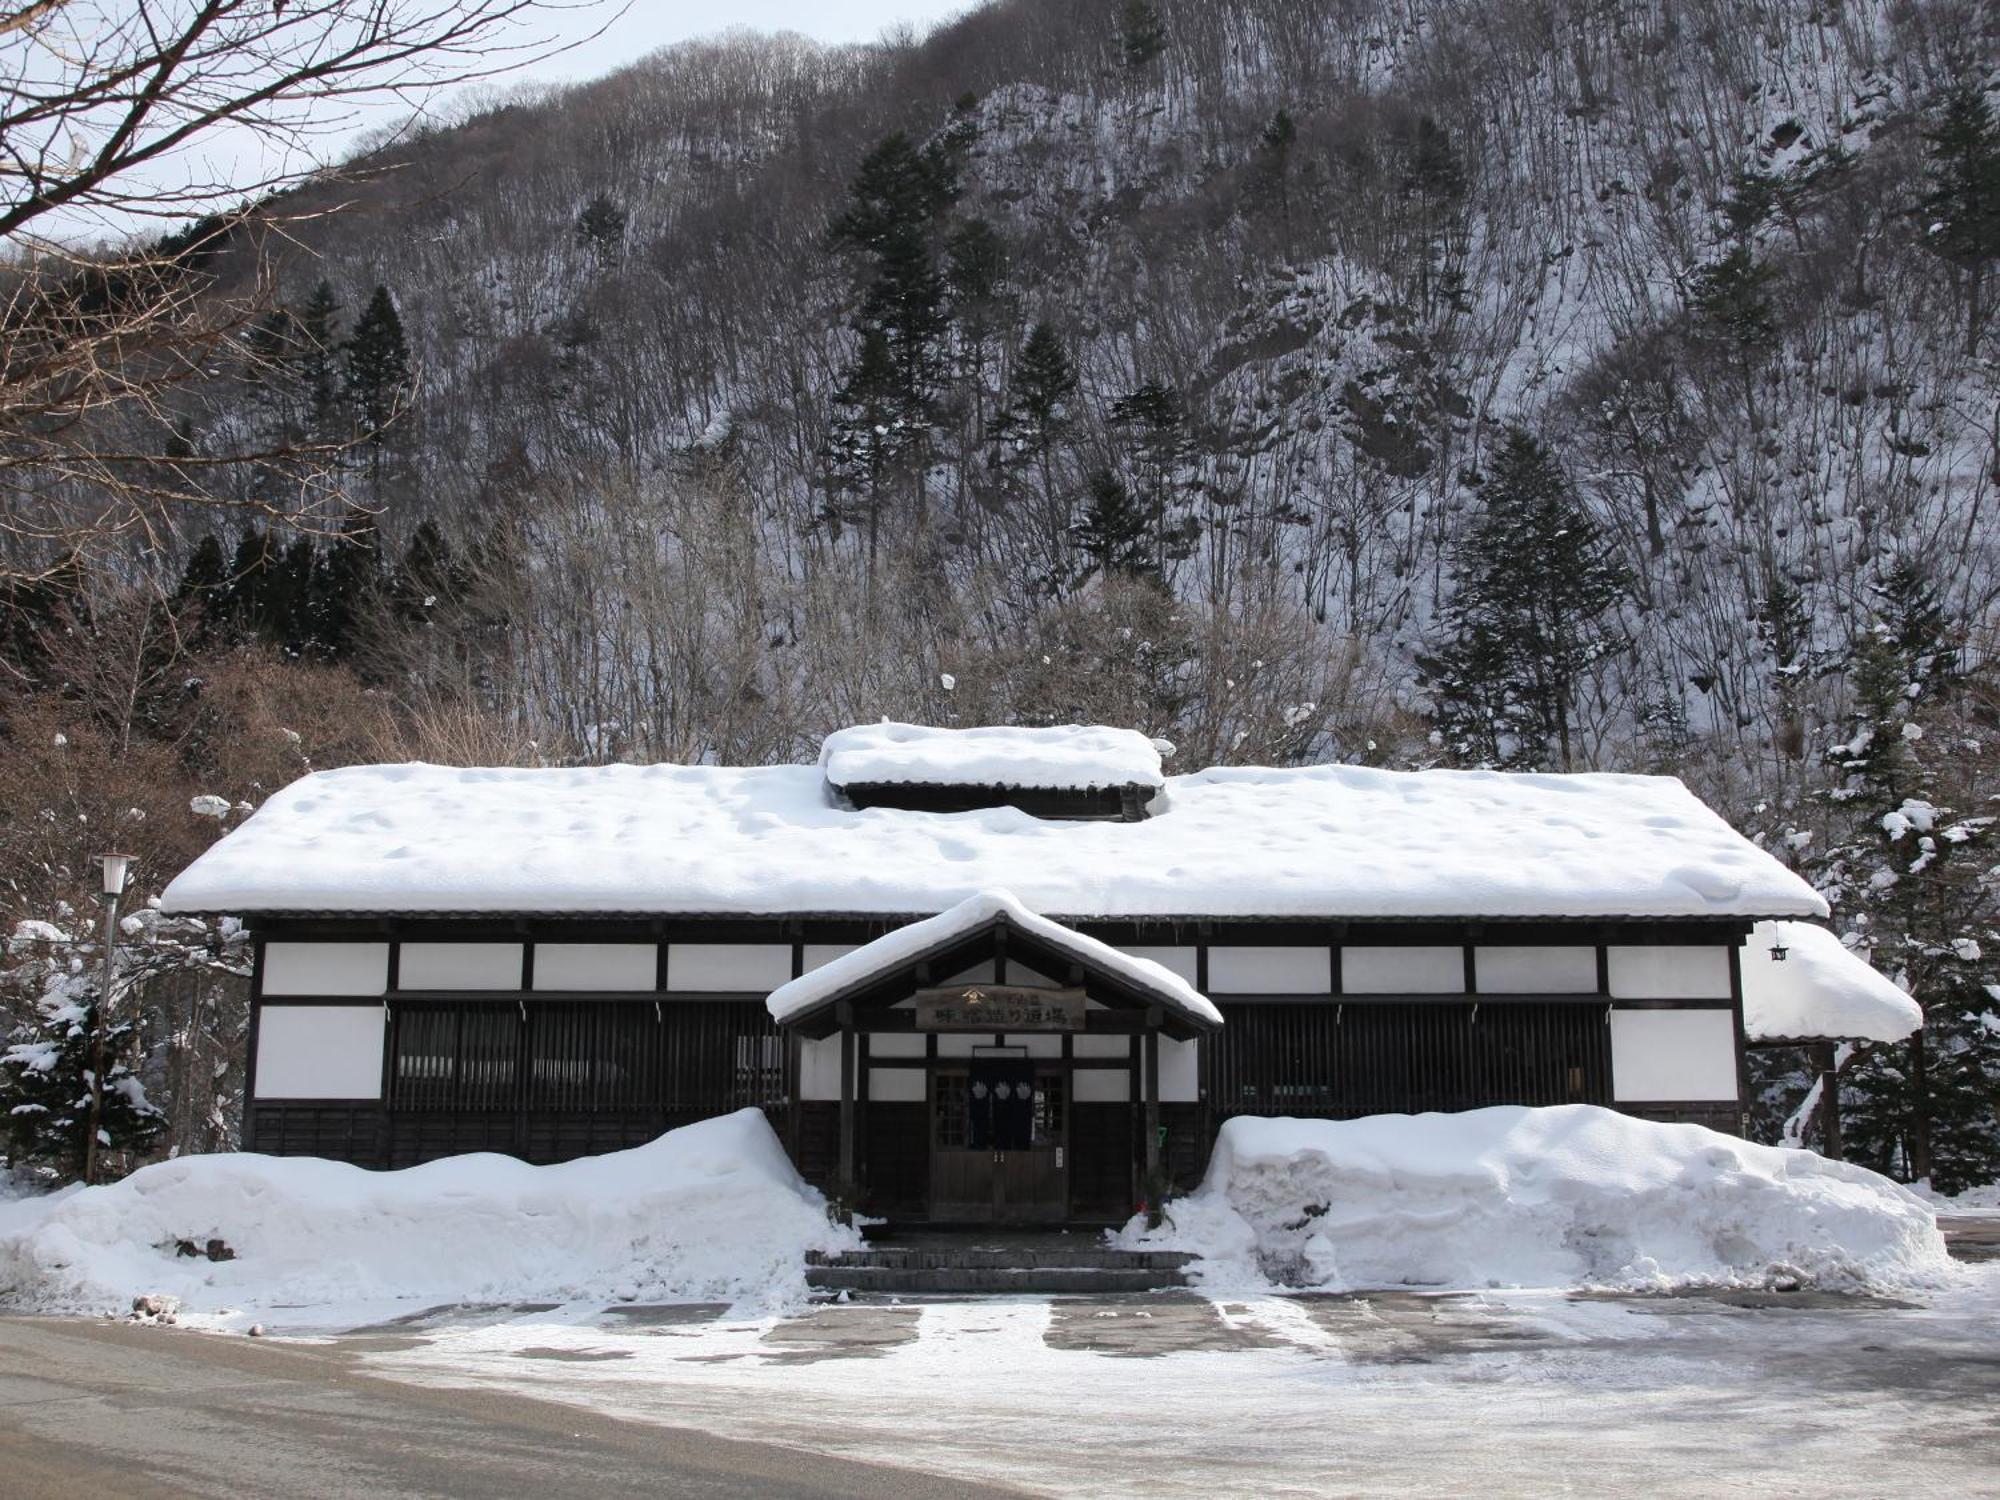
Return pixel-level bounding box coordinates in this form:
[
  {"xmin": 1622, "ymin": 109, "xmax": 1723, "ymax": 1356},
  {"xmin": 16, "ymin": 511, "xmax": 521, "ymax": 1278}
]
[
  {"xmin": 384, "ymin": 999, "xmax": 791, "ymax": 1117},
  {"xmin": 1205, "ymin": 1001, "xmax": 1612, "ymax": 1120}
]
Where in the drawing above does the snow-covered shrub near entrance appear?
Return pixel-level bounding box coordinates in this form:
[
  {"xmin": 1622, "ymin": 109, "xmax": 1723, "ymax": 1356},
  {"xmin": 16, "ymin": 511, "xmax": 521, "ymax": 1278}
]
[
  {"xmin": 1121, "ymin": 1106, "xmax": 1953, "ymax": 1293},
  {"xmin": 0, "ymin": 1109, "xmax": 856, "ymax": 1314}
]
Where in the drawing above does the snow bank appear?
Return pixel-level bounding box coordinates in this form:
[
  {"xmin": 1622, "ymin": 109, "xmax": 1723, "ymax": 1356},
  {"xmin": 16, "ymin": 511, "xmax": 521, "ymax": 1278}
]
[
  {"xmin": 1742, "ymin": 921, "xmax": 1924, "ymax": 1042},
  {"xmin": 0, "ymin": 1110, "xmax": 856, "ymax": 1316},
  {"xmin": 766, "ymin": 888, "xmax": 1221, "ymax": 1027},
  {"xmin": 1919, "ymin": 1180, "xmax": 2000, "ymax": 1216},
  {"xmin": 820, "ymin": 721, "xmax": 1166, "ymax": 790},
  {"xmin": 1121, "ymin": 1106, "xmax": 1952, "ymax": 1294},
  {"xmin": 160, "ymin": 756, "xmax": 1826, "ymax": 921}
]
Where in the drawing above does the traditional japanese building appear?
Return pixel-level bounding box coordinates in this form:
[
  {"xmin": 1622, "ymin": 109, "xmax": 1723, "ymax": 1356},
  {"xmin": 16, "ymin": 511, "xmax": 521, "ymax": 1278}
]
[{"xmin": 160, "ymin": 723, "xmax": 1921, "ymax": 1225}]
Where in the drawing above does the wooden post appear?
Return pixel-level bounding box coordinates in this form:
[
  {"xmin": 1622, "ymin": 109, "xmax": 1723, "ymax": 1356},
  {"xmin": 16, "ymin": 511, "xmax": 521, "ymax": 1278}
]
[
  {"xmin": 1809, "ymin": 1039, "xmax": 1843, "ymax": 1160},
  {"xmin": 1143, "ymin": 1014, "xmax": 1161, "ymax": 1224},
  {"xmin": 837, "ymin": 1002, "xmax": 856, "ymax": 1217}
]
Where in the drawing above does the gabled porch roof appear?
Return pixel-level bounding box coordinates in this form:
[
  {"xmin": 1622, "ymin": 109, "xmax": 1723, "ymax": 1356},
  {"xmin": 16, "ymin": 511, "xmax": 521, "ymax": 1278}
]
[{"xmin": 765, "ymin": 889, "xmax": 1223, "ymax": 1040}]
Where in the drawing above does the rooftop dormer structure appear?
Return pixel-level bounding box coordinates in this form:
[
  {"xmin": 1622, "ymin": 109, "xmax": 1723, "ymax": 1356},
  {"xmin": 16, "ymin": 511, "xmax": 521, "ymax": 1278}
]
[{"xmin": 819, "ymin": 722, "xmax": 1166, "ymax": 821}]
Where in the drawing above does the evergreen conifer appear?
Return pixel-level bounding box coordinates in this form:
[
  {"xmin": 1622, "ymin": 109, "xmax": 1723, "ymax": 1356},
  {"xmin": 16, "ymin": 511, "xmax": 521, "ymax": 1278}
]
[
  {"xmin": 346, "ymin": 284, "xmax": 412, "ymax": 444},
  {"xmin": 1917, "ymin": 81, "xmax": 2000, "ymax": 353},
  {"xmin": 1118, "ymin": 0, "xmax": 1165, "ymax": 70},
  {"xmin": 1418, "ymin": 428, "xmax": 1630, "ymax": 769}
]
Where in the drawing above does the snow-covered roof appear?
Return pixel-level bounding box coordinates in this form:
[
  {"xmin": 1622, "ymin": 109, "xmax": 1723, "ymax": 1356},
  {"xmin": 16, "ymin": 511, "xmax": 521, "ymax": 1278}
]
[
  {"xmin": 158, "ymin": 753, "xmax": 1829, "ymax": 921},
  {"xmin": 820, "ymin": 722, "xmax": 1166, "ymax": 791},
  {"xmin": 1742, "ymin": 921, "xmax": 1924, "ymax": 1044},
  {"xmin": 764, "ymin": 889, "xmax": 1222, "ymax": 1029}
]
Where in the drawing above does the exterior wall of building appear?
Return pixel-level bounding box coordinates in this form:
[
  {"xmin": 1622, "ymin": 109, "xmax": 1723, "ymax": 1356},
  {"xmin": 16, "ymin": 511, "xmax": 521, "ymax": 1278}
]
[{"xmin": 242, "ymin": 919, "xmax": 1752, "ymax": 1172}]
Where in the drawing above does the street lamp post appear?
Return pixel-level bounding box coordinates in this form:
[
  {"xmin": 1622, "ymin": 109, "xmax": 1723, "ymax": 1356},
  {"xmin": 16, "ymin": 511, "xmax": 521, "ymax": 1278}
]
[{"xmin": 83, "ymin": 853, "xmax": 133, "ymax": 1186}]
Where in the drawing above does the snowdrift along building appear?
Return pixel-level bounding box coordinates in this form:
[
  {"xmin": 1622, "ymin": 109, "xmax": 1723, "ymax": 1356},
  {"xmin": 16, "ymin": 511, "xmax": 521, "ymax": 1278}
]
[{"xmin": 161, "ymin": 723, "xmax": 1921, "ymax": 1224}]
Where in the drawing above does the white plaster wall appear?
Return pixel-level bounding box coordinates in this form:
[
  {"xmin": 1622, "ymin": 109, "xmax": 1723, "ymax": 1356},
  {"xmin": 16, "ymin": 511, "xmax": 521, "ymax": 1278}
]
[
  {"xmin": 802, "ymin": 943, "xmax": 855, "ymax": 972},
  {"xmin": 1475, "ymin": 946, "xmax": 1598, "ymax": 994},
  {"xmin": 255, "ymin": 1005, "xmax": 384, "ymax": 1098},
  {"xmin": 869, "ymin": 1032, "xmax": 927, "ymax": 1058},
  {"xmin": 800, "ymin": 1034, "xmax": 844, "ymax": 1101},
  {"xmin": 1207, "ymin": 946, "xmax": 1331, "ymax": 994},
  {"xmin": 398, "ymin": 942, "xmax": 522, "ymax": 991},
  {"xmin": 261, "ymin": 942, "xmax": 389, "ymax": 997},
  {"xmin": 1075, "ymin": 1069, "xmax": 1131, "ymax": 1103},
  {"xmin": 1004, "ymin": 1033, "xmax": 1063, "ymax": 1058},
  {"xmin": 667, "ymin": 943, "xmax": 792, "ymax": 992},
  {"xmin": 1074, "ymin": 1035, "xmax": 1130, "ymax": 1058},
  {"xmin": 1607, "ymin": 946, "xmax": 1732, "ymax": 999},
  {"xmin": 1123, "ymin": 946, "xmax": 1198, "ymax": 983},
  {"xmin": 936, "ymin": 1034, "xmax": 1000, "ymax": 1057},
  {"xmin": 533, "ymin": 943, "xmax": 655, "ymax": 992},
  {"xmin": 1148, "ymin": 1036, "xmax": 1199, "ymax": 1102},
  {"xmin": 944, "ymin": 960, "xmax": 998, "ymax": 983},
  {"xmin": 1342, "ymin": 946, "xmax": 1464, "ymax": 994},
  {"xmin": 1610, "ymin": 1009, "xmax": 1739, "ymax": 1101},
  {"xmin": 1008, "ymin": 962, "xmax": 1057, "ymax": 986},
  {"xmin": 869, "ymin": 1067, "xmax": 926, "ymax": 1103}
]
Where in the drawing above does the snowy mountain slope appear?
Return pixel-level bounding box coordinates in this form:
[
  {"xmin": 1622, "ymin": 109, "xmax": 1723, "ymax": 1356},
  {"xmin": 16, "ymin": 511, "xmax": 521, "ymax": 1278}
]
[{"xmin": 177, "ymin": 0, "xmax": 1994, "ymax": 791}]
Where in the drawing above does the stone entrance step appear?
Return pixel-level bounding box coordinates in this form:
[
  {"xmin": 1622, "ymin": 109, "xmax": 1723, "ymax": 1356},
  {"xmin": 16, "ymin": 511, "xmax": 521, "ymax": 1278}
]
[{"xmin": 806, "ymin": 1235, "xmax": 1196, "ymax": 1295}]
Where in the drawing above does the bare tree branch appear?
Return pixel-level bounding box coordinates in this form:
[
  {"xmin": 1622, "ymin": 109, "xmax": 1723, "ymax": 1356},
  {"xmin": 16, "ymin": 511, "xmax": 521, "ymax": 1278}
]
[{"xmin": 0, "ymin": 0, "xmax": 624, "ymax": 583}]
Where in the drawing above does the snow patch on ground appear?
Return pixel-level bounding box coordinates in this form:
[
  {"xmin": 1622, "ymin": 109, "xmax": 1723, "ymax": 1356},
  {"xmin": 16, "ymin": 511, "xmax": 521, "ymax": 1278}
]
[
  {"xmin": 1918, "ymin": 1180, "xmax": 2000, "ymax": 1216},
  {"xmin": 1118, "ymin": 1106, "xmax": 1953, "ymax": 1294},
  {"xmin": 0, "ymin": 1110, "xmax": 855, "ymax": 1316}
]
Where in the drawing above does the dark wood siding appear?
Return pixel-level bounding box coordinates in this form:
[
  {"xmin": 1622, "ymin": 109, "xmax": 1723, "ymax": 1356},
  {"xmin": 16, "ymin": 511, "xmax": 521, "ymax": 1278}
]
[
  {"xmin": 1204, "ymin": 1001, "xmax": 1612, "ymax": 1119},
  {"xmin": 861, "ymin": 1102, "xmax": 929, "ymax": 1217},
  {"xmin": 385, "ymin": 998, "xmax": 790, "ymax": 1118},
  {"xmin": 1069, "ymin": 1102, "xmax": 1134, "ymax": 1219}
]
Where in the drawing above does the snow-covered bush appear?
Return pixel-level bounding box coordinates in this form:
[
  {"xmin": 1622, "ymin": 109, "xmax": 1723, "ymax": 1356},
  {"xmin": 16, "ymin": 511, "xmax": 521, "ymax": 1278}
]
[{"xmin": 1, "ymin": 912, "xmax": 247, "ymax": 1187}]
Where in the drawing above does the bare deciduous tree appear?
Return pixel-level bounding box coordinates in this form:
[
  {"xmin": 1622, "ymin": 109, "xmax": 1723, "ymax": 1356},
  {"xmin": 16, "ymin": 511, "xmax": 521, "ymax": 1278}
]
[{"xmin": 0, "ymin": 0, "xmax": 620, "ymax": 581}]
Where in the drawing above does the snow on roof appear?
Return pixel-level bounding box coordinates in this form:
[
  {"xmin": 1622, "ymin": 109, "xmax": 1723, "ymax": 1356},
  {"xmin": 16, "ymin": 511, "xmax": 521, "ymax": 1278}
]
[
  {"xmin": 158, "ymin": 757, "xmax": 1829, "ymax": 921},
  {"xmin": 764, "ymin": 888, "xmax": 1223, "ymax": 1028},
  {"xmin": 1742, "ymin": 920, "xmax": 1924, "ymax": 1044},
  {"xmin": 820, "ymin": 722, "xmax": 1166, "ymax": 791}
]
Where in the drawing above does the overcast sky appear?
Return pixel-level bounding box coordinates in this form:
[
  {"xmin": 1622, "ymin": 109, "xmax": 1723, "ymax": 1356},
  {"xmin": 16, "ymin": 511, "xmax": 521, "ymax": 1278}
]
[{"xmin": 519, "ymin": 1, "xmax": 981, "ymax": 84}]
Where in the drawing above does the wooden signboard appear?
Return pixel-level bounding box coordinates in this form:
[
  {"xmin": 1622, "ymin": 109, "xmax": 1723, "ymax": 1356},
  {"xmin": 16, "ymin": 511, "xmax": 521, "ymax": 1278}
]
[{"xmin": 914, "ymin": 985, "xmax": 1086, "ymax": 1031}]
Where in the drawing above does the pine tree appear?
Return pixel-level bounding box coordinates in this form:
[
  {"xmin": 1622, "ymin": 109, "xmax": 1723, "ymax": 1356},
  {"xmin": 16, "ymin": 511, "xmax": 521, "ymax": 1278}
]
[
  {"xmin": 2, "ymin": 967, "xmax": 163, "ymax": 1184},
  {"xmin": 1916, "ymin": 80, "xmax": 2000, "ymax": 354},
  {"xmin": 1254, "ymin": 110, "xmax": 1298, "ymax": 219},
  {"xmin": 226, "ymin": 526, "xmax": 272, "ymax": 638},
  {"xmin": 1418, "ymin": 428, "xmax": 1631, "ymax": 769},
  {"xmin": 296, "ymin": 279, "xmax": 345, "ymax": 441},
  {"xmin": 264, "ymin": 536, "xmax": 321, "ymax": 657},
  {"xmin": 1820, "ymin": 565, "xmax": 2000, "ymax": 1191},
  {"xmin": 1118, "ymin": 0, "xmax": 1165, "ymax": 70},
  {"xmin": 575, "ymin": 192, "xmax": 627, "ymax": 265},
  {"xmin": 1688, "ymin": 245, "xmax": 1779, "ymax": 428},
  {"xmin": 828, "ymin": 132, "xmax": 961, "ymax": 546},
  {"xmin": 312, "ymin": 507, "xmax": 383, "ymax": 662},
  {"xmin": 992, "ymin": 321, "xmax": 1078, "ymax": 548},
  {"xmin": 826, "ymin": 326, "xmax": 920, "ymax": 574},
  {"xmin": 345, "ymin": 284, "xmax": 412, "ymax": 445},
  {"xmin": 996, "ymin": 323, "xmax": 1076, "ymax": 452},
  {"xmin": 392, "ymin": 519, "xmax": 465, "ymax": 625},
  {"xmin": 946, "ymin": 218, "xmax": 1009, "ymax": 335},
  {"xmin": 1109, "ymin": 379, "xmax": 1200, "ymax": 573},
  {"xmin": 1755, "ymin": 575, "xmax": 1816, "ymax": 765},
  {"xmin": 1071, "ymin": 469, "xmax": 1159, "ymax": 584},
  {"xmin": 1400, "ymin": 115, "xmax": 1467, "ymax": 313},
  {"xmin": 174, "ymin": 533, "xmax": 230, "ymax": 641}
]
